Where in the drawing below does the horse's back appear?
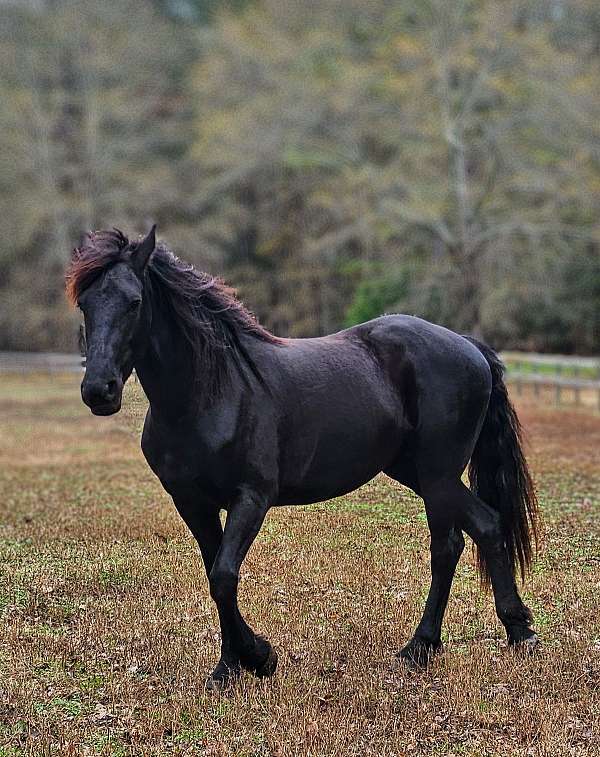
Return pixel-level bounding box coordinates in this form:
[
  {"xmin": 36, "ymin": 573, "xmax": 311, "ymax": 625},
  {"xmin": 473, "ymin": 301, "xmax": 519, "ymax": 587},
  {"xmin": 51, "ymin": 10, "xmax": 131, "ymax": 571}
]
[
  {"xmin": 276, "ymin": 314, "xmax": 492, "ymax": 435},
  {"xmin": 349, "ymin": 314, "xmax": 490, "ymax": 394}
]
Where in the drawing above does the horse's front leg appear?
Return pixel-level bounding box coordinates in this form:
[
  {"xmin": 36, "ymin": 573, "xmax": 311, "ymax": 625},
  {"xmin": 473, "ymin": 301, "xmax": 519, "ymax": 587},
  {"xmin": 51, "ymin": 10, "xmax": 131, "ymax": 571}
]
[
  {"xmin": 170, "ymin": 495, "xmax": 236, "ymax": 682},
  {"xmin": 205, "ymin": 489, "xmax": 276, "ymax": 691}
]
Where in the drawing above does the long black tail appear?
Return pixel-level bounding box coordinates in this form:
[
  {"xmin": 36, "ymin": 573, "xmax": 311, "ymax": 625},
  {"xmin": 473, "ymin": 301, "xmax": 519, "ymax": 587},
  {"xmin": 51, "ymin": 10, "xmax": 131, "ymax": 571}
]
[{"xmin": 465, "ymin": 338, "xmax": 540, "ymax": 587}]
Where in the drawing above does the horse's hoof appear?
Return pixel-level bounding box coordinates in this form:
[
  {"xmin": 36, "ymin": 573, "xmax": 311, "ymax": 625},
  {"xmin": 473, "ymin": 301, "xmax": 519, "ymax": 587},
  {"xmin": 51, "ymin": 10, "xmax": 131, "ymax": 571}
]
[
  {"xmin": 204, "ymin": 663, "xmax": 241, "ymax": 693},
  {"xmin": 204, "ymin": 675, "xmax": 228, "ymax": 694},
  {"xmin": 512, "ymin": 632, "xmax": 539, "ymax": 655},
  {"xmin": 240, "ymin": 636, "xmax": 278, "ymax": 679},
  {"xmin": 255, "ymin": 646, "xmax": 278, "ymax": 679},
  {"xmin": 398, "ymin": 638, "xmax": 441, "ymax": 670}
]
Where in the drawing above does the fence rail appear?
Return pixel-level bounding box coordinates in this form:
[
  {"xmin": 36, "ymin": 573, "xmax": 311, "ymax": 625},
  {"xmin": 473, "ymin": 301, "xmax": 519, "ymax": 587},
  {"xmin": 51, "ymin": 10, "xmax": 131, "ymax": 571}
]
[
  {"xmin": 502, "ymin": 352, "xmax": 600, "ymax": 409},
  {"xmin": 0, "ymin": 352, "xmax": 83, "ymax": 373},
  {"xmin": 502, "ymin": 350, "xmax": 600, "ymax": 376}
]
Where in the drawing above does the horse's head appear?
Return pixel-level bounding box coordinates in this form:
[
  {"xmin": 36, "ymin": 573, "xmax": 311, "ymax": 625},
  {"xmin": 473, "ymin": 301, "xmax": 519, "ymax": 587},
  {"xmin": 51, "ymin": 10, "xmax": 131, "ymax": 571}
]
[{"xmin": 68, "ymin": 226, "xmax": 156, "ymax": 416}]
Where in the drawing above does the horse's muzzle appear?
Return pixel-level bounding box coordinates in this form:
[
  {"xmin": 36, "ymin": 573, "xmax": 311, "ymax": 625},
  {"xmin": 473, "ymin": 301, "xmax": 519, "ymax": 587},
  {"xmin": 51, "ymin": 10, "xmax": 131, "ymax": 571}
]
[{"xmin": 81, "ymin": 374, "xmax": 123, "ymax": 415}]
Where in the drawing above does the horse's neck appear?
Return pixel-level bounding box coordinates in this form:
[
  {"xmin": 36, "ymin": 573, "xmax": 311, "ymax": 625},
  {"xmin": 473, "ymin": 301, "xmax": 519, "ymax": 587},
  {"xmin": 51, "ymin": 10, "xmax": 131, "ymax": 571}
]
[
  {"xmin": 133, "ymin": 302, "xmax": 197, "ymax": 422},
  {"xmin": 133, "ymin": 299, "xmax": 251, "ymax": 424}
]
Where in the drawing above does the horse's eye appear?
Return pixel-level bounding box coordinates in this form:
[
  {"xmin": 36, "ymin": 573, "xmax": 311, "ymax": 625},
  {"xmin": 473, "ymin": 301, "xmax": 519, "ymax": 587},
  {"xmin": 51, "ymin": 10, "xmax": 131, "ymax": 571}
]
[{"xmin": 128, "ymin": 300, "xmax": 141, "ymax": 313}]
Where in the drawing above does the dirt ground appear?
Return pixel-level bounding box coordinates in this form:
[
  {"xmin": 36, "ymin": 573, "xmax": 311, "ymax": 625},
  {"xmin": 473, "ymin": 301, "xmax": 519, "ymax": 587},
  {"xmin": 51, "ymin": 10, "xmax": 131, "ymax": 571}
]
[{"xmin": 0, "ymin": 374, "xmax": 598, "ymax": 756}]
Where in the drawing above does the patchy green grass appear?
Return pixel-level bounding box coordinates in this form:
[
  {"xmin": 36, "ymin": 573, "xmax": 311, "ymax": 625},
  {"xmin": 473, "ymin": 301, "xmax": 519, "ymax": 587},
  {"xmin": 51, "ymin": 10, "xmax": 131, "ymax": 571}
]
[{"xmin": 0, "ymin": 374, "xmax": 598, "ymax": 756}]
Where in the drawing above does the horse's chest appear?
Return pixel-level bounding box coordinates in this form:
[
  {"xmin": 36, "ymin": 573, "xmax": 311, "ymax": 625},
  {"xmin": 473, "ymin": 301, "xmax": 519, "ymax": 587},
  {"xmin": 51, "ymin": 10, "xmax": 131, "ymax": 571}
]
[
  {"xmin": 153, "ymin": 448, "xmax": 197, "ymax": 487},
  {"xmin": 142, "ymin": 431, "xmax": 229, "ymax": 500}
]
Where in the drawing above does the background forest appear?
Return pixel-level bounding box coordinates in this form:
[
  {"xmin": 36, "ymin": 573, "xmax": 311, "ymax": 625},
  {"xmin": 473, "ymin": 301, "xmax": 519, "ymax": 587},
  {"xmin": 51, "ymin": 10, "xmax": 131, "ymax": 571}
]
[{"xmin": 1, "ymin": 0, "xmax": 599, "ymax": 354}]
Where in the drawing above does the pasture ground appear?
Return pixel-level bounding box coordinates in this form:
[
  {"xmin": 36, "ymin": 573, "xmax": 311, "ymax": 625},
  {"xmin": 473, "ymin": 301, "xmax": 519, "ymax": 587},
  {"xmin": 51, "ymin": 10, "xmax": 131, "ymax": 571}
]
[{"xmin": 0, "ymin": 374, "xmax": 598, "ymax": 756}]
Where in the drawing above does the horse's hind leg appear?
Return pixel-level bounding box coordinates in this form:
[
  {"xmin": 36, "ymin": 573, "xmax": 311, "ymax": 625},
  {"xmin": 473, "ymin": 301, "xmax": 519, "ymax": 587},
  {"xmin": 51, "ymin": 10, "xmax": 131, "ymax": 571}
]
[
  {"xmin": 410, "ymin": 477, "xmax": 535, "ymax": 649},
  {"xmin": 400, "ymin": 480, "xmax": 465, "ymax": 667},
  {"xmin": 452, "ymin": 481, "xmax": 536, "ymax": 647},
  {"xmin": 386, "ymin": 466, "xmax": 464, "ymax": 668}
]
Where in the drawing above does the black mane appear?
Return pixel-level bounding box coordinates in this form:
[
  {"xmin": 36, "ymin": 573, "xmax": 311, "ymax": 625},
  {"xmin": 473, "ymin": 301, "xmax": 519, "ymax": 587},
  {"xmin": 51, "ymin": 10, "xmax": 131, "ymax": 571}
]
[{"xmin": 66, "ymin": 229, "xmax": 280, "ymax": 396}]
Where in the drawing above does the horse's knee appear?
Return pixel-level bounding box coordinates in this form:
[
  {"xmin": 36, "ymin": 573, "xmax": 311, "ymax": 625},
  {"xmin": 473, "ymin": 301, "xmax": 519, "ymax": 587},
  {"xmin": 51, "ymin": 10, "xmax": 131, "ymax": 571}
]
[{"xmin": 209, "ymin": 567, "xmax": 238, "ymax": 604}]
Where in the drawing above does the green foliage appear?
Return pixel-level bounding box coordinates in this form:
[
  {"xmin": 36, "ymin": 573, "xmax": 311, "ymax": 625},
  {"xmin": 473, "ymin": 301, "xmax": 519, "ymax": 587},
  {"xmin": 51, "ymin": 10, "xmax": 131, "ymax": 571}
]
[
  {"xmin": 345, "ymin": 268, "xmax": 410, "ymax": 326},
  {"xmin": 0, "ymin": 0, "xmax": 599, "ymax": 352},
  {"xmin": 0, "ymin": 0, "xmax": 198, "ymax": 350},
  {"xmin": 155, "ymin": 0, "xmax": 250, "ymax": 23}
]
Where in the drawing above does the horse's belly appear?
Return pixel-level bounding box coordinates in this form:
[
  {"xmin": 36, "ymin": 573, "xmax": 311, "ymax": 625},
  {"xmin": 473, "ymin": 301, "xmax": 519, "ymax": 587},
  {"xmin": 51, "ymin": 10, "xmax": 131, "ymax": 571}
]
[
  {"xmin": 277, "ymin": 422, "xmax": 402, "ymax": 506},
  {"xmin": 277, "ymin": 470, "xmax": 381, "ymax": 506}
]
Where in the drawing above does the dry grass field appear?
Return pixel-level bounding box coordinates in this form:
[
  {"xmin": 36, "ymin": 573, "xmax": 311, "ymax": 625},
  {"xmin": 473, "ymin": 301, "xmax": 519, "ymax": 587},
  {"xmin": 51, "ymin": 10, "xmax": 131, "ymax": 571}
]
[{"xmin": 0, "ymin": 374, "xmax": 598, "ymax": 756}]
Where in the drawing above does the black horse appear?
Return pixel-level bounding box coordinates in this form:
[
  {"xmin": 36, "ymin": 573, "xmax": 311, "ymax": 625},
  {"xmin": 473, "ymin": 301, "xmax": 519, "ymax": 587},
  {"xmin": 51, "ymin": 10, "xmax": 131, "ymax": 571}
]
[{"xmin": 66, "ymin": 226, "xmax": 539, "ymax": 691}]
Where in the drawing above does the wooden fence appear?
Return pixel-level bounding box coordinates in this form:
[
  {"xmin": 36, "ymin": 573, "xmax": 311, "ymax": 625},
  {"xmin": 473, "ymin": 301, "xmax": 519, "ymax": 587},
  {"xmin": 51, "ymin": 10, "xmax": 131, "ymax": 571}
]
[
  {"xmin": 502, "ymin": 351, "xmax": 600, "ymax": 410},
  {"xmin": 0, "ymin": 351, "xmax": 83, "ymax": 373}
]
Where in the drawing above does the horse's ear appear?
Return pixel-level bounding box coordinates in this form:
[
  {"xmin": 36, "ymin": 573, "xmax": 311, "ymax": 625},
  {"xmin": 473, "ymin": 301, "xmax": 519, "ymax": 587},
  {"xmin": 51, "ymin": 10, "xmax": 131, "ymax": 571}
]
[{"xmin": 132, "ymin": 224, "xmax": 156, "ymax": 274}]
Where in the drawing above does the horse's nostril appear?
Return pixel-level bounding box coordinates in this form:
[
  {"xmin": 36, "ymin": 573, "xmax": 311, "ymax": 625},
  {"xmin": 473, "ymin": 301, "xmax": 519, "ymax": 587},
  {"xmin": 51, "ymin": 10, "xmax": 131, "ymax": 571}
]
[{"xmin": 106, "ymin": 379, "xmax": 118, "ymax": 397}]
